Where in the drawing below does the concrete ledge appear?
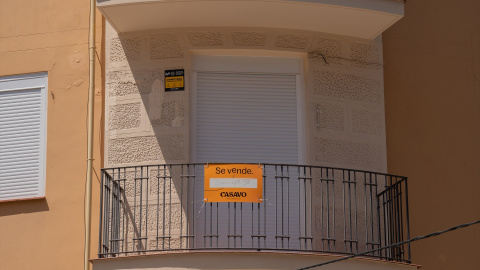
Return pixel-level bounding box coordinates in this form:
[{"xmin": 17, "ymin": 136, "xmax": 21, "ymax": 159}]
[
  {"xmin": 97, "ymin": 0, "xmax": 403, "ymax": 39},
  {"xmin": 91, "ymin": 250, "xmax": 419, "ymax": 270}
]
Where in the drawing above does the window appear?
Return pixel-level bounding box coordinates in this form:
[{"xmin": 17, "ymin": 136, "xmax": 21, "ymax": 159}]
[
  {"xmin": 0, "ymin": 73, "xmax": 48, "ymax": 201},
  {"xmin": 191, "ymin": 55, "xmax": 306, "ymax": 164},
  {"xmin": 191, "ymin": 55, "xmax": 307, "ymax": 248}
]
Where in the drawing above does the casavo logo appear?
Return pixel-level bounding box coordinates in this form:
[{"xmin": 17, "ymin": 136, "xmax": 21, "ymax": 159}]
[{"xmin": 220, "ymin": 192, "xmax": 247, "ymax": 198}]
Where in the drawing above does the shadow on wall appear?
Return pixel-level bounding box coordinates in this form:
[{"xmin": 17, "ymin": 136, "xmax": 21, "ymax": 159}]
[
  {"xmin": 107, "ymin": 34, "xmax": 186, "ymax": 168},
  {"xmin": 104, "ymin": 34, "xmax": 189, "ymax": 252},
  {"xmin": 0, "ymin": 198, "xmax": 49, "ymax": 217}
]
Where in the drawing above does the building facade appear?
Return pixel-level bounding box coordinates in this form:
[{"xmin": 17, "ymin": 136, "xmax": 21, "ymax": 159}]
[
  {"xmin": 383, "ymin": 0, "xmax": 480, "ymax": 269},
  {"xmin": 0, "ymin": 0, "xmax": 104, "ymax": 268},
  {"xmin": 0, "ymin": 0, "xmax": 478, "ymax": 270}
]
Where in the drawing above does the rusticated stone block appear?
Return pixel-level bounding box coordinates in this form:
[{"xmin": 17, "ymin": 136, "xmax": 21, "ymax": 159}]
[
  {"xmin": 125, "ymin": 205, "xmax": 146, "ymax": 234},
  {"xmin": 149, "ymin": 238, "xmax": 181, "ymax": 250},
  {"xmin": 313, "ymin": 70, "xmax": 381, "ymax": 103},
  {"xmin": 232, "ymin": 32, "xmax": 267, "ymax": 47},
  {"xmin": 316, "ymin": 38, "xmax": 342, "ymax": 58},
  {"xmin": 109, "ymin": 103, "xmax": 141, "ymax": 131},
  {"xmin": 352, "ymin": 109, "xmax": 383, "ymax": 135},
  {"xmin": 150, "ymin": 33, "xmax": 184, "ymax": 59},
  {"xmin": 148, "ymin": 204, "xmax": 184, "ymax": 232},
  {"xmin": 110, "ymin": 37, "xmax": 142, "ymax": 62},
  {"xmin": 108, "ymin": 135, "xmax": 184, "ymax": 165},
  {"xmin": 314, "ymin": 102, "xmax": 344, "ymax": 130},
  {"xmin": 124, "ymin": 171, "xmax": 142, "ymax": 198},
  {"xmin": 188, "ymin": 32, "xmax": 223, "ymax": 46},
  {"xmin": 309, "ymin": 38, "xmax": 343, "ymax": 64},
  {"xmin": 275, "ymin": 34, "xmax": 310, "ymax": 49},
  {"xmin": 108, "ymin": 70, "xmax": 162, "ymax": 97},
  {"xmin": 149, "ymin": 167, "xmax": 182, "ymax": 196},
  {"xmin": 125, "ymin": 204, "xmax": 184, "ymax": 234},
  {"xmin": 314, "ymin": 137, "xmax": 383, "ymax": 171},
  {"xmin": 126, "ymin": 241, "xmax": 147, "ymax": 253},
  {"xmin": 151, "ymin": 100, "xmax": 185, "ymax": 127},
  {"xmin": 351, "ymin": 42, "xmax": 381, "ymax": 68}
]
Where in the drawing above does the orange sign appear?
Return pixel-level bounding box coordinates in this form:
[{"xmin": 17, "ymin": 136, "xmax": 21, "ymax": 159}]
[{"xmin": 204, "ymin": 164, "xmax": 263, "ymax": 203}]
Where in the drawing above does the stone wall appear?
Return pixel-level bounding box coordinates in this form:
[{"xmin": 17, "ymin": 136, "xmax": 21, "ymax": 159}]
[
  {"xmin": 104, "ymin": 23, "xmax": 387, "ymax": 253},
  {"xmin": 105, "ymin": 23, "xmax": 386, "ymax": 172}
]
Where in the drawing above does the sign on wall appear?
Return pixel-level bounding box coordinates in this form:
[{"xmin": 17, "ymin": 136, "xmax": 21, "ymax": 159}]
[
  {"xmin": 164, "ymin": 69, "xmax": 184, "ymax": 91},
  {"xmin": 204, "ymin": 164, "xmax": 263, "ymax": 203}
]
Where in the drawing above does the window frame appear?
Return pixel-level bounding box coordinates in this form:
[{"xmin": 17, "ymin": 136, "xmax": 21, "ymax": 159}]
[
  {"xmin": 0, "ymin": 72, "xmax": 48, "ymax": 201},
  {"xmin": 190, "ymin": 55, "xmax": 306, "ymax": 164}
]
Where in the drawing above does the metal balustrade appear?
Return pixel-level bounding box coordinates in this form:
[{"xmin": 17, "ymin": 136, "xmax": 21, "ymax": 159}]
[{"xmin": 98, "ymin": 163, "xmax": 410, "ymax": 262}]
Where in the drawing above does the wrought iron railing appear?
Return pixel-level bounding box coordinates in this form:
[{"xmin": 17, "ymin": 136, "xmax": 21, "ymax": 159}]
[{"xmin": 99, "ymin": 163, "xmax": 410, "ymax": 262}]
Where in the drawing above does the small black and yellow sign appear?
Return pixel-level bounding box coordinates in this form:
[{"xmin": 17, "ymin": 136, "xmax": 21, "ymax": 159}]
[{"xmin": 165, "ymin": 69, "xmax": 184, "ymax": 91}]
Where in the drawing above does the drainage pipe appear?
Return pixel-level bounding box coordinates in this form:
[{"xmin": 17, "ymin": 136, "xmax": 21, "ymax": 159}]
[{"xmin": 84, "ymin": 0, "xmax": 96, "ymax": 268}]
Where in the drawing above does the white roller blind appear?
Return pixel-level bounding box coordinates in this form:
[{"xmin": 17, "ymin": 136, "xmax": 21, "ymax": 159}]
[
  {"xmin": 195, "ymin": 72, "xmax": 298, "ymax": 164},
  {"xmin": 0, "ymin": 73, "xmax": 47, "ymax": 201},
  {"xmin": 192, "ymin": 56, "xmax": 304, "ymax": 249}
]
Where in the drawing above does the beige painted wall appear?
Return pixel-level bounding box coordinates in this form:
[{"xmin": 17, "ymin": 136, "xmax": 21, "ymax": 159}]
[
  {"xmin": 383, "ymin": 0, "xmax": 480, "ymax": 269},
  {"xmin": 0, "ymin": 0, "xmax": 104, "ymax": 269}
]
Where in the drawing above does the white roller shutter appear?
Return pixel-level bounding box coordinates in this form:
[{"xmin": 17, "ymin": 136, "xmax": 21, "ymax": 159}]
[
  {"xmin": 193, "ymin": 55, "xmax": 303, "ymax": 164},
  {"xmin": 196, "ymin": 72, "xmax": 298, "ymax": 163},
  {"xmin": 0, "ymin": 73, "xmax": 47, "ymax": 201},
  {"xmin": 192, "ymin": 56, "xmax": 304, "ymax": 249}
]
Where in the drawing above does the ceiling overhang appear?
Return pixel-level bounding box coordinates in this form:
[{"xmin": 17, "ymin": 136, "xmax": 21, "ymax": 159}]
[{"xmin": 97, "ymin": 0, "xmax": 404, "ymax": 39}]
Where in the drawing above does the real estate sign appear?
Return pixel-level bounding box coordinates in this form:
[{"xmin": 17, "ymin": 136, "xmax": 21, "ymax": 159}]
[{"xmin": 204, "ymin": 164, "xmax": 263, "ymax": 203}]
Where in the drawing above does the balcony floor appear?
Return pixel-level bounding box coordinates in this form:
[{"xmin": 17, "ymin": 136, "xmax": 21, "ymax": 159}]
[{"xmin": 91, "ymin": 250, "xmax": 418, "ymax": 270}]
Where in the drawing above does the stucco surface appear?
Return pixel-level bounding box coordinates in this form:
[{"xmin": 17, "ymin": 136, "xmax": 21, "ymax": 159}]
[
  {"xmin": 312, "ymin": 70, "xmax": 382, "ymax": 103},
  {"xmin": 0, "ymin": 0, "xmax": 104, "ymax": 269},
  {"xmin": 383, "ymin": 0, "xmax": 480, "ymax": 269}
]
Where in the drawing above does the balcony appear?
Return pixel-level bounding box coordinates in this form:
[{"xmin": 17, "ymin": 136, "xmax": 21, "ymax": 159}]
[
  {"xmin": 98, "ymin": 163, "xmax": 411, "ymax": 264},
  {"xmin": 97, "ymin": 0, "xmax": 404, "ymax": 39}
]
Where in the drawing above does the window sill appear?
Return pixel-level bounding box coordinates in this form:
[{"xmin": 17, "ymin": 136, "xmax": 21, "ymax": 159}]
[{"xmin": 0, "ymin": 196, "xmax": 46, "ymax": 203}]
